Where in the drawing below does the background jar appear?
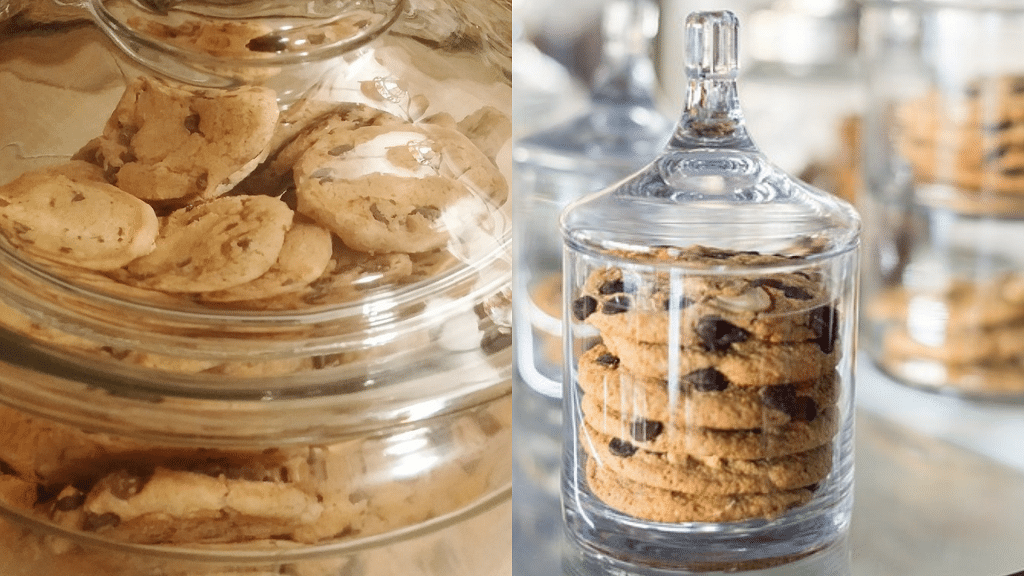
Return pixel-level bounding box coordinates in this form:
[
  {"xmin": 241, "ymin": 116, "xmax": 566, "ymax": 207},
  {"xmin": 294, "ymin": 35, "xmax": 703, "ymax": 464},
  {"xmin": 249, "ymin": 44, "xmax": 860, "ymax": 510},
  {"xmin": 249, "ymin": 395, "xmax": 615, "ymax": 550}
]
[
  {"xmin": 860, "ymin": 0, "xmax": 1024, "ymax": 398},
  {"xmin": 0, "ymin": 0, "xmax": 513, "ymax": 573}
]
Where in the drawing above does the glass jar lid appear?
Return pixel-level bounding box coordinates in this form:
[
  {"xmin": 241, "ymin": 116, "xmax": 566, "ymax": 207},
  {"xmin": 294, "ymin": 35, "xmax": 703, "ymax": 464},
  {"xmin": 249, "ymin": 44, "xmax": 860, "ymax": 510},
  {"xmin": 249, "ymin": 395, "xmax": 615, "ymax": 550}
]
[{"xmin": 560, "ymin": 10, "xmax": 860, "ymax": 264}]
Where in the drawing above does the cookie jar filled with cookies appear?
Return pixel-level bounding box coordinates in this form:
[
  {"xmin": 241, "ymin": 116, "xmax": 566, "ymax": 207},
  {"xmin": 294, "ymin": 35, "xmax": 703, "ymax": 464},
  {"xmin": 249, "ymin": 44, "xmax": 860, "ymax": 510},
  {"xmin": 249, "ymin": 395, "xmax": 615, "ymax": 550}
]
[
  {"xmin": 0, "ymin": 1, "xmax": 511, "ymax": 575},
  {"xmin": 860, "ymin": 1, "xmax": 1024, "ymax": 398},
  {"xmin": 560, "ymin": 11, "xmax": 860, "ymax": 572}
]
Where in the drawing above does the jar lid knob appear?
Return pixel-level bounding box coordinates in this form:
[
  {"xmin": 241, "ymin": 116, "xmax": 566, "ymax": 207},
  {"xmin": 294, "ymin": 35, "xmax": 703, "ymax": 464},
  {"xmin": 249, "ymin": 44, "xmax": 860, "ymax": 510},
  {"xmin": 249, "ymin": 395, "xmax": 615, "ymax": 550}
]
[{"xmin": 686, "ymin": 10, "xmax": 739, "ymax": 80}]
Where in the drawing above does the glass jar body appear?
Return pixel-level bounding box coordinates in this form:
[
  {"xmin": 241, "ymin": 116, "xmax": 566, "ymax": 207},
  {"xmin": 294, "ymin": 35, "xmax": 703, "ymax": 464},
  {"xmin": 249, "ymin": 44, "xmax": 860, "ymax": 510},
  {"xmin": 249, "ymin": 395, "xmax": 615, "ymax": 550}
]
[
  {"xmin": 561, "ymin": 246, "xmax": 858, "ymax": 571},
  {"xmin": 0, "ymin": 0, "xmax": 513, "ymax": 573}
]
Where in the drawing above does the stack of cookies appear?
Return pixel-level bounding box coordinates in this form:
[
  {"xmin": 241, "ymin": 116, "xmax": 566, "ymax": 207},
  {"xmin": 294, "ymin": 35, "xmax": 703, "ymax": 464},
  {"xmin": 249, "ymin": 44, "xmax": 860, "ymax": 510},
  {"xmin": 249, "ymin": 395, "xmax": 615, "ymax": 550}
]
[
  {"xmin": 571, "ymin": 246, "xmax": 841, "ymax": 523},
  {"xmin": 897, "ymin": 75, "xmax": 1024, "ymax": 214},
  {"xmin": 870, "ymin": 274, "xmax": 1024, "ymax": 394}
]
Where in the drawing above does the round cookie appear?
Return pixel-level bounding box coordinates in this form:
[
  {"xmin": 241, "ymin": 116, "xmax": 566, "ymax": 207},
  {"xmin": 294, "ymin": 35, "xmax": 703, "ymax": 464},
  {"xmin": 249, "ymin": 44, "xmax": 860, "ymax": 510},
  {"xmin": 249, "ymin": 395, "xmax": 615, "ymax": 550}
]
[
  {"xmin": 241, "ymin": 242, "xmax": 415, "ymax": 310},
  {"xmin": 198, "ymin": 219, "xmax": 333, "ymax": 304},
  {"xmin": 232, "ymin": 101, "xmax": 407, "ymax": 199},
  {"xmin": 70, "ymin": 466, "xmax": 323, "ymax": 545},
  {"xmin": 581, "ymin": 394, "xmax": 838, "ymax": 460},
  {"xmin": 868, "ymin": 277, "xmax": 1024, "ymax": 328},
  {"xmin": 293, "ymin": 121, "xmax": 507, "ymax": 254},
  {"xmin": 77, "ymin": 76, "xmax": 279, "ymax": 204},
  {"xmin": 600, "ymin": 331, "xmax": 841, "ymax": 387},
  {"xmin": 584, "ymin": 459, "xmax": 814, "ymax": 524},
  {"xmin": 112, "ymin": 195, "xmax": 293, "ymax": 293},
  {"xmin": 881, "ymin": 321, "xmax": 1024, "ymax": 365},
  {"xmin": 0, "ymin": 161, "xmax": 158, "ymax": 271},
  {"xmin": 577, "ymin": 344, "xmax": 840, "ymax": 430},
  {"xmin": 576, "ymin": 265, "xmax": 840, "ymax": 350},
  {"xmin": 581, "ymin": 422, "xmax": 832, "ymax": 495}
]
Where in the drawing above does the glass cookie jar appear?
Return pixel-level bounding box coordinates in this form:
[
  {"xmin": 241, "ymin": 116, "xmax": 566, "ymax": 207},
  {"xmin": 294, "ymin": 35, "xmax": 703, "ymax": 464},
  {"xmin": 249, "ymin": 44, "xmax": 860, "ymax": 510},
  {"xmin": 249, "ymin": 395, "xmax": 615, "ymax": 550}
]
[
  {"xmin": 860, "ymin": 0, "xmax": 1024, "ymax": 399},
  {"xmin": 560, "ymin": 11, "xmax": 861, "ymax": 573},
  {"xmin": 0, "ymin": 0, "xmax": 512, "ymax": 574}
]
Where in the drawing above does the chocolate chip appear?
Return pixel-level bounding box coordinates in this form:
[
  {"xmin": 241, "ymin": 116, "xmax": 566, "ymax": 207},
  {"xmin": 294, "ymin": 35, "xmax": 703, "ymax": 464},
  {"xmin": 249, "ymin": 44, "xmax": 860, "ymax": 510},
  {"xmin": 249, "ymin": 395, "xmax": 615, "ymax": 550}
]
[
  {"xmin": 703, "ymin": 249, "xmax": 736, "ymax": 260},
  {"xmin": 805, "ymin": 482, "xmax": 820, "ymax": 493},
  {"xmin": 794, "ymin": 396, "xmax": 818, "ymax": 422},
  {"xmin": 54, "ymin": 490, "xmax": 86, "ymax": 512},
  {"xmin": 595, "ymin": 353, "xmax": 620, "ymax": 368},
  {"xmin": 601, "ymin": 295, "xmax": 630, "ymax": 315},
  {"xmin": 1002, "ymin": 167, "xmax": 1024, "ymax": 177},
  {"xmin": 752, "ymin": 278, "xmax": 813, "ymax": 300},
  {"xmin": 183, "ymin": 113, "xmax": 202, "ymax": 135},
  {"xmin": 481, "ymin": 329, "xmax": 512, "ymax": 355},
  {"xmin": 83, "ymin": 512, "xmax": 121, "ymax": 531},
  {"xmin": 572, "ymin": 296, "xmax": 598, "ymax": 321},
  {"xmin": 412, "ymin": 206, "xmax": 441, "ymax": 220},
  {"xmin": 664, "ymin": 295, "xmax": 695, "ymax": 310},
  {"xmin": 808, "ymin": 305, "xmax": 839, "ymax": 353},
  {"xmin": 0, "ymin": 459, "xmax": 15, "ymax": 476},
  {"xmin": 682, "ymin": 367, "xmax": 730, "ymax": 391},
  {"xmin": 762, "ymin": 385, "xmax": 817, "ymax": 421},
  {"xmin": 109, "ymin": 469, "xmax": 151, "ymax": 500},
  {"xmin": 328, "ymin": 143, "xmax": 354, "ymax": 156},
  {"xmin": 984, "ymin": 120, "xmax": 1014, "ymax": 132},
  {"xmin": 608, "ymin": 438, "xmax": 637, "ymax": 458},
  {"xmin": 247, "ymin": 34, "xmax": 288, "ymax": 53},
  {"xmin": 695, "ymin": 316, "xmax": 749, "ymax": 351},
  {"xmin": 598, "ymin": 279, "xmax": 625, "ymax": 294},
  {"xmin": 630, "ymin": 419, "xmax": 664, "ymax": 442},
  {"xmin": 762, "ymin": 384, "xmax": 797, "ymax": 415}
]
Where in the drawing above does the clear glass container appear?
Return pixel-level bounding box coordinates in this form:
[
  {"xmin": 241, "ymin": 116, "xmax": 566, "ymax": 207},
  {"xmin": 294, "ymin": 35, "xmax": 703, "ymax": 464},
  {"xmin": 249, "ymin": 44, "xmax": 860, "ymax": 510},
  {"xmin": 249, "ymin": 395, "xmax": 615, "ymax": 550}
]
[
  {"xmin": 0, "ymin": 0, "xmax": 512, "ymax": 574},
  {"xmin": 860, "ymin": 0, "xmax": 1024, "ymax": 399},
  {"xmin": 513, "ymin": 0, "xmax": 673, "ymax": 400},
  {"xmin": 560, "ymin": 11, "xmax": 861, "ymax": 573}
]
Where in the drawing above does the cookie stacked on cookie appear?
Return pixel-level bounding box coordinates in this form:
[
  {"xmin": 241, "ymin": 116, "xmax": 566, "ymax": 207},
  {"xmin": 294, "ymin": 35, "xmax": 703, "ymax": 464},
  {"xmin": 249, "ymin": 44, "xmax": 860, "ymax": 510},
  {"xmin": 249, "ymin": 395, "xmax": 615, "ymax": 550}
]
[
  {"xmin": 897, "ymin": 75, "xmax": 1024, "ymax": 214},
  {"xmin": 870, "ymin": 274, "xmax": 1024, "ymax": 394},
  {"xmin": 571, "ymin": 246, "xmax": 841, "ymax": 523}
]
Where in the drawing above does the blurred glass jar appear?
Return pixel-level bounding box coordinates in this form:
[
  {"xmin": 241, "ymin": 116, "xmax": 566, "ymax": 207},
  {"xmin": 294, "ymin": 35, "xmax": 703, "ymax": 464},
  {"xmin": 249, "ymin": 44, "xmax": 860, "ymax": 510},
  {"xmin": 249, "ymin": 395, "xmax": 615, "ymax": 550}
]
[
  {"xmin": 861, "ymin": 0, "xmax": 1024, "ymax": 398},
  {"xmin": 0, "ymin": 0, "xmax": 513, "ymax": 574},
  {"xmin": 740, "ymin": 0, "xmax": 864, "ymax": 206}
]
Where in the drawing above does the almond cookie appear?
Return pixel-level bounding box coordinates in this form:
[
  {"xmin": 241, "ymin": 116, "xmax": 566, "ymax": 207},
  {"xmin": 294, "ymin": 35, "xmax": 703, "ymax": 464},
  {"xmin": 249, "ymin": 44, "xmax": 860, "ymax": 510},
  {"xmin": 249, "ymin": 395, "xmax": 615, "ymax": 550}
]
[
  {"xmin": 112, "ymin": 195, "xmax": 293, "ymax": 293},
  {"xmin": 577, "ymin": 344, "xmax": 839, "ymax": 430},
  {"xmin": 198, "ymin": 219, "xmax": 333, "ymax": 304},
  {"xmin": 581, "ymin": 394, "xmax": 838, "ymax": 460},
  {"xmin": 76, "ymin": 77, "xmax": 279, "ymax": 204},
  {"xmin": 585, "ymin": 459, "xmax": 814, "ymax": 524},
  {"xmin": 581, "ymin": 422, "xmax": 832, "ymax": 495},
  {"xmin": 600, "ymin": 332, "xmax": 840, "ymax": 387},
  {"xmin": 293, "ymin": 121, "xmax": 507, "ymax": 254},
  {"xmin": 576, "ymin": 264, "xmax": 839, "ymax": 350},
  {"xmin": 0, "ymin": 161, "xmax": 158, "ymax": 271}
]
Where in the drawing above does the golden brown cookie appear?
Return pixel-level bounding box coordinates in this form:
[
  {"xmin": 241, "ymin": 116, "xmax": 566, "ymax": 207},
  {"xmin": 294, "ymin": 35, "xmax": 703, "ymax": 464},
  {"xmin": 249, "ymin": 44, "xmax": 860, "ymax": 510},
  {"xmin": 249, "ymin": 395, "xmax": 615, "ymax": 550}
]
[
  {"xmin": 77, "ymin": 77, "xmax": 279, "ymax": 204},
  {"xmin": 0, "ymin": 161, "xmax": 158, "ymax": 270},
  {"xmin": 584, "ymin": 458, "xmax": 814, "ymax": 524},
  {"xmin": 112, "ymin": 195, "xmax": 293, "ymax": 293}
]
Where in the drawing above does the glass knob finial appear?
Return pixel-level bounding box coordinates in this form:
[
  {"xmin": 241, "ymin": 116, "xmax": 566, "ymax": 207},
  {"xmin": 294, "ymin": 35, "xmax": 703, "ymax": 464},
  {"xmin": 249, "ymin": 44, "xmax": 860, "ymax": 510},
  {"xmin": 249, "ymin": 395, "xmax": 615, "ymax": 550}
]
[{"xmin": 686, "ymin": 10, "xmax": 740, "ymax": 79}]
